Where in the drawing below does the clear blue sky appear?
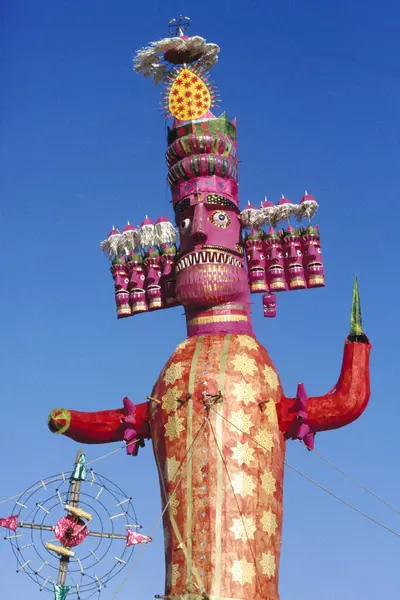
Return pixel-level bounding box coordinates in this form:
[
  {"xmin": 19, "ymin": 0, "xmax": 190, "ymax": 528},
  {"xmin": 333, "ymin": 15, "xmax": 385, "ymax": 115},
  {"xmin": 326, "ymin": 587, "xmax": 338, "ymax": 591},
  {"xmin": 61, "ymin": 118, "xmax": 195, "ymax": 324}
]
[{"xmin": 1, "ymin": 1, "xmax": 399, "ymax": 598}]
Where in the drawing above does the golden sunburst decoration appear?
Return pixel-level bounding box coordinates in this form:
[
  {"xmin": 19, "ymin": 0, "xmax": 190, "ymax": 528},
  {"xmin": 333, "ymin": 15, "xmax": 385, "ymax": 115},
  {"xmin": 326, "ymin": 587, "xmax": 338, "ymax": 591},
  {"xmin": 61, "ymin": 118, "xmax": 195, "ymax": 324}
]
[{"xmin": 162, "ymin": 63, "xmax": 219, "ymax": 121}]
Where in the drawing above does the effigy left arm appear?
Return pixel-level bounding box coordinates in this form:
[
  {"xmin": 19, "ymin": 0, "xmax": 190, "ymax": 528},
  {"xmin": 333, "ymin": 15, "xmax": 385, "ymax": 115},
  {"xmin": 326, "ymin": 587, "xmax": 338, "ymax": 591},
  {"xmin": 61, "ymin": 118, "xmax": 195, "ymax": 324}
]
[{"xmin": 279, "ymin": 337, "xmax": 371, "ymax": 442}]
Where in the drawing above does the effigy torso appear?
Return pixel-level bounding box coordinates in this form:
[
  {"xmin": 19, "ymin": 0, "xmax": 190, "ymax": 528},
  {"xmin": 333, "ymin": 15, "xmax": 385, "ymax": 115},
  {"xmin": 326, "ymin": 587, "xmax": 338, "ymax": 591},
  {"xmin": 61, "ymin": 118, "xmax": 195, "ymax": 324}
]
[{"xmin": 150, "ymin": 333, "xmax": 285, "ymax": 600}]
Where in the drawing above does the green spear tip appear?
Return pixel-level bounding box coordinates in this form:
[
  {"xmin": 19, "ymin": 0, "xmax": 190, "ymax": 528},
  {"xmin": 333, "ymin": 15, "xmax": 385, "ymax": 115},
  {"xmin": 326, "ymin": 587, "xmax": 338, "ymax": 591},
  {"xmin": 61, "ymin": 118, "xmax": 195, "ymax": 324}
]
[{"xmin": 349, "ymin": 275, "xmax": 363, "ymax": 336}]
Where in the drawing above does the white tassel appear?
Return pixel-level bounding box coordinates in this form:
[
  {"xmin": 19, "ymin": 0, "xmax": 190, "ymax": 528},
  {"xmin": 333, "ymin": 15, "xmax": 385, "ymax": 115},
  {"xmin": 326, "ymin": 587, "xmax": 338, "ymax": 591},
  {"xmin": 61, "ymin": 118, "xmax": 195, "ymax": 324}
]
[
  {"xmin": 100, "ymin": 227, "xmax": 121, "ymax": 259},
  {"xmin": 272, "ymin": 196, "xmax": 297, "ymax": 227},
  {"xmin": 118, "ymin": 222, "xmax": 139, "ymax": 254},
  {"xmin": 139, "ymin": 216, "xmax": 156, "ymax": 247},
  {"xmin": 240, "ymin": 202, "xmax": 258, "ymax": 228},
  {"xmin": 155, "ymin": 217, "xmax": 177, "ymax": 244},
  {"xmin": 296, "ymin": 191, "xmax": 319, "ymax": 221}
]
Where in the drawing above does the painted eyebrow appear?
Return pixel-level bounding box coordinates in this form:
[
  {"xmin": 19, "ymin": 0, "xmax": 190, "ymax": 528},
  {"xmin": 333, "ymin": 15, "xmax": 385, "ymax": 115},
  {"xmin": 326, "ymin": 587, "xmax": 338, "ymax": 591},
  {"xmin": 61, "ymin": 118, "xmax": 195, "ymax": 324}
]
[{"xmin": 174, "ymin": 195, "xmax": 240, "ymax": 214}]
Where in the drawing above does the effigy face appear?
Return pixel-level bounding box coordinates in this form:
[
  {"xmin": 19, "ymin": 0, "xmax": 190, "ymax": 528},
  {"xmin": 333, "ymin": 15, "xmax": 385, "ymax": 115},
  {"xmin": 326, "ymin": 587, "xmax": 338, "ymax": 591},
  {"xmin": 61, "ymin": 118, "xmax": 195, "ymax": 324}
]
[
  {"xmin": 281, "ymin": 228, "xmax": 306, "ymax": 290},
  {"xmin": 174, "ymin": 193, "xmax": 247, "ymax": 307},
  {"xmin": 126, "ymin": 253, "xmax": 148, "ymax": 314},
  {"xmin": 144, "ymin": 247, "xmax": 163, "ymax": 310},
  {"xmin": 245, "ymin": 230, "xmax": 268, "ymax": 293},
  {"xmin": 264, "ymin": 231, "xmax": 287, "ymax": 292},
  {"xmin": 301, "ymin": 226, "xmax": 325, "ymax": 288},
  {"xmin": 110, "ymin": 258, "xmax": 131, "ymax": 318}
]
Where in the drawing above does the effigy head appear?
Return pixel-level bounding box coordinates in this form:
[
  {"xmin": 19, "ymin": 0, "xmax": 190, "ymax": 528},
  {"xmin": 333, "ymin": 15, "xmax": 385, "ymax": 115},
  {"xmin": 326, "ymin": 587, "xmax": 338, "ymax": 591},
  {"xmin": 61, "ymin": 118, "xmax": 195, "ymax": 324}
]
[
  {"xmin": 281, "ymin": 226, "xmax": 306, "ymax": 290},
  {"xmin": 143, "ymin": 246, "xmax": 163, "ymax": 310},
  {"xmin": 264, "ymin": 228, "xmax": 287, "ymax": 292},
  {"xmin": 126, "ymin": 252, "xmax": 148, "ymax": 314},
  {"xmin": 110, "ymin": 256, "xmax": 131, "ymax": 318},
  {"xmin": 301, "ymin": 225, "xmax": 325, "ymax": 287},
  {"xmin": 263, "ymin": 292, "xmax": 277, "ymax": 318},
  {"xmin": 174, "ymin": 192, "xmax": 246, "ymax": 308},
  {"xmin": 160, "ymin": 243, "xmax": 179, "ymax": 306},
  {"xmin": 245, "ymin": 229, "xmax": 268, "ymax": 293}
]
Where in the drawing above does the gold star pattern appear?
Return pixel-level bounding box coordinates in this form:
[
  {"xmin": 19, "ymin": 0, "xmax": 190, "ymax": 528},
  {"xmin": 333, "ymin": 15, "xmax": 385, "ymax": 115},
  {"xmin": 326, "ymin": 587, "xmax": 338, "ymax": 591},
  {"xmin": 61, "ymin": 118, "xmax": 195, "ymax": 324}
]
[
  {"xmin": 164, "ymin": 362, "xmax": 185, "ymax": 386},
  {"xmin": 237, "ymin": 335, "xmax": 259, "ymax": 351},
  {"xmin": 176, "ymin": 339, "xmax": 190, "ymax": 351},
  {"xmin": 261, "ymin": 470, "xmax": 276, "ymax": 495},
  {"xmin": 263, "ymin": 365, "xmax": 279, "ymax": 392},
  {"xmin": 231, "ymin": 472, "xmax": 256, "ymax": 498},
  {"xmin": 229, "ymin": 409, "xmax": 254, "ymax": 435},
  {"xmin": 260, "ymin": 551, "xmax": 276, "ymax": 577},
  {"xmin": 231, "ymin": 354, "xmax": 257, "ymax": 377},
  {"xmin": 232, "ymin": 379, "xmax": 257, "ymax": 405},
  {"xmin": 167, "ymin": 563, "xmax": 180, "ymax": 587},
  {"xmin": 231, "ymin": 441, "xmax": 256, "ymax": 467},
  {"xmin": 168, "ymin": 492, "xmax": 179, "ymax": 517},
  {"xmin": 254, "ymin": 427, "xmax": 274, "ymax": 452},
  {"xmin": 166, "ymin": 456, "xmax": 181, "ymax": 482},
  {"xmin": 261, "ymin": 509, "xmax": 278, "ymax": 535},
  {"xmin": 164, "ymin": 414, "xmax": 185, "ymax": 441},
  {"xmin": 264, "ymin": 399, "xmax": 278, "ymax": 424},
  {"xmin": 162, "ymin": 386, "xmax": 180, "ymax": 414},
  {"xmin": 229, "ymin": 558, "xmax": 256, "ymax": 585},
  {"xmin": 229, "ymin": 516, "xmax": 256, "ymax": 541}
]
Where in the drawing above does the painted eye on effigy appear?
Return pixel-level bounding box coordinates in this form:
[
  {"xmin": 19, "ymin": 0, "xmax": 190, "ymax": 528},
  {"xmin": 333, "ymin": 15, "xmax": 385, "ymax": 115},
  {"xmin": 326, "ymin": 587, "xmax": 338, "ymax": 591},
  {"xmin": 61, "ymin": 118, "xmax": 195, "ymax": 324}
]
[
  {"xmin": 180, "ymin": 218, "xmax": 191, "ymax": 232},
  {"xmin": 209, "ymin": 210, "xmax": 231, "ymax": 228}
]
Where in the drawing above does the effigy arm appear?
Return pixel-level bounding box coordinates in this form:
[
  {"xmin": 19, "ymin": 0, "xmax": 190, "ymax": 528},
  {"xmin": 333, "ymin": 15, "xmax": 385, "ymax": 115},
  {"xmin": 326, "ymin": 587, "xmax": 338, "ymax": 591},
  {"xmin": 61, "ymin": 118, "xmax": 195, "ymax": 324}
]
[
  {"xmin": 279, "ymin": 338, "xmax": 371, "ymax": 442},
  {"xmin": 48, "ymin": 398, "xmax": 151, "ymax": 456}
]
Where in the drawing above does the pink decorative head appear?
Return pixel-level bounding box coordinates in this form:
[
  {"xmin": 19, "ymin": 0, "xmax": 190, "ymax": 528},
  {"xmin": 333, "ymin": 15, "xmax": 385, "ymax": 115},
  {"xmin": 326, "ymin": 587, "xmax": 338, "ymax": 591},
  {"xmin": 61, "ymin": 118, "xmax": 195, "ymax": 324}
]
[
  {"xmin": 126, "ymin": 252, "xmax": 148, "ymax": 314},
  {"xmin": 263, "ymin": 293, "xmax": 277, "ymax": 318},
  {"xmin": 143, "ymin": 247, "xmax": 163, "ymax": 310},
  {"xmin": 264, "ymin": 228, "xmax": 287, "ymax": 292},
  {"xmin": 281, "ymin": 227, "xmax": 306, "ymax": 290},
  {"xmin": 301, "ymin": 225, "xmax": 325, "ymax": 288},
  {"xmin": 160, "ymin": 243, "xmax": 180, "ymax": 307},
  {"xmin": 110, "ymin": 256, "xmax": 131, "ymax": 318},
  {"xmin": 244, "ymin": 229, "xmax": 268, "ymax": 293},
  {"xmin": 174, "ymin": 193, "xmax": 247, "ymax": 308}
]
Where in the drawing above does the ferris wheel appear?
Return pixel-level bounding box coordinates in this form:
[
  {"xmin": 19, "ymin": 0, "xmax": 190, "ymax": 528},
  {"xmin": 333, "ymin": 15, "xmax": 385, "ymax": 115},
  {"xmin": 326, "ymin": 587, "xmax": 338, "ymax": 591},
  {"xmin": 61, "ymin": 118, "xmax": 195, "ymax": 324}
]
[{"xmin": 0, "ymin": 450, "xmax": 151, "ymax": 599}]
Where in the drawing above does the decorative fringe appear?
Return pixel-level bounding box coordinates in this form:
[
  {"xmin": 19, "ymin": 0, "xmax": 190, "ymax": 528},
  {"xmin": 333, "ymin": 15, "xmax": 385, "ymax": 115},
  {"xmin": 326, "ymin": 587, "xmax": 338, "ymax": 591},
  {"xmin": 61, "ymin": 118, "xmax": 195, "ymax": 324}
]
[
  {"xmin": 118, "ymin": 222, "xmax": 139, "ymax": 254},
  {"xmin": 253, "ymin": 198, "xmax": 275, "ymax": 227},
  {"xmin": 133, "ymin": 36, "xmax": 220, "ymax": 84},
  {"xmin": 100, "ymin": 227, "xmax": 121, "ymax": 259},
  {"xmin": 272, "ymin": 196, "xmax": 297, "ymax": 227},
  {"xmin": 155, "ymin": 217, "xmax": 177, "ymax": 244},
  {"xmin": 139, "ymin": 216, "xmax": 156, "ymax": 247},
  {"xmin": 239, "ymin": 202, "xmax": 258, "ymax": 228},
  {"xmin": 296, "ymin": 192, "xmax": 319, "ymax": 221}
]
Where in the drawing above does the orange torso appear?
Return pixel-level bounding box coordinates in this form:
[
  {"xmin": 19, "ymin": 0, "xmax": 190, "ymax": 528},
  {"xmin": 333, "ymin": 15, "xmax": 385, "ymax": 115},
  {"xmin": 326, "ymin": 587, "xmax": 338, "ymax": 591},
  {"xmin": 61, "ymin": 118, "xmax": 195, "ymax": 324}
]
[{"xmin": 150, "ymin": 333, "xmax": 285, "ymax": 600}]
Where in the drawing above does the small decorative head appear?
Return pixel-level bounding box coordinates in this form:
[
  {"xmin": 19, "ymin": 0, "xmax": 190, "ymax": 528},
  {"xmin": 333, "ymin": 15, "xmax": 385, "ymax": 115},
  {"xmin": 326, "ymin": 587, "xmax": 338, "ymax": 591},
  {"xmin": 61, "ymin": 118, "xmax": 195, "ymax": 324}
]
[
  {"xmin": 264, "ymin": 228, "xmax": 287, "ymax": 292},
  {"xmin": 126, "ymin": 252, "xmax": 148, "ymax": 314},
  {"xmin": 262, "ymin": 293, "xmax": 277, "ymax": 318},
  {"xmin": 244, "ymin": 229, "xmax": 268, "ymax": 293},
  {"xmin": 143, "ymin": 247, "xmax": 163, "ymax": 310},
  {"xmin": 281, "ymin": 226, "xmax": 306, "ymax": 290},
  {"xmin": 160, "ymin": 243, "xmax": 179, "ymax": 307},
  {"xmin": 110, "ymin": 256, "xmax": 131, "ymax": 318},
  {"xmin": 301, "ymin": 225, "xmax": 325, "ymax": 288},
  {"xmin": 174, "ymin": 193, "xmax": 247, "ymax": 307}
]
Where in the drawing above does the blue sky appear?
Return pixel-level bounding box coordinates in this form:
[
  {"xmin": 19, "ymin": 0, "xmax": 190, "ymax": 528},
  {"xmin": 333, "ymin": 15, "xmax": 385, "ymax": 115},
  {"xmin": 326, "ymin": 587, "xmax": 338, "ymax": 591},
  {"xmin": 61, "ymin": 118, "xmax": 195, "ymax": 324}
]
[{"xmin": 1, "ymin": 1, "xmax": 399, "ymax": 598}]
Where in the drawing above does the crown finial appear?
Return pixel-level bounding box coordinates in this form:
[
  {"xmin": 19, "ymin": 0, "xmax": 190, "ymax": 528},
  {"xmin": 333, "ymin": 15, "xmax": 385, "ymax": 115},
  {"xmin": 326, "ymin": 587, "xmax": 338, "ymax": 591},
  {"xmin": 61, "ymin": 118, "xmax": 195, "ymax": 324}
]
[
  {"xmin": 168, "ymin": 15, "xmax": 191, "ymax": 37},
  {"xmin": 350, "ymin": 275, "xmax": 363, "ymax": 336}
]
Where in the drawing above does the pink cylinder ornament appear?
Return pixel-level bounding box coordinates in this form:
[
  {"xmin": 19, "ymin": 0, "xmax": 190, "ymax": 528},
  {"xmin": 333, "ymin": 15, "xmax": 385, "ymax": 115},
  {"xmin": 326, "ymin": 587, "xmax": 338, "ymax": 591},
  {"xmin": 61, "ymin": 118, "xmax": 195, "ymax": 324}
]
[
  {"xmin": 263, "ymin": 292, "xmax": 277, "ymax": 318},
  {"xmin": 301, "ymin": 225, "xmax": 325, "ymax": 288},
  {"xmin": 126, "ymin": 252, "xmax": 148, "ymax": 314},
  {"xmin": 281, "ymin": 226, "xmax": 306, "ymax": 290},
  {"xmin": 244, "ymin": 229, "xmax": 268, "ymax": 293},
  {"xmin": 264, "ymin": 228, "xmax": 287, "ymax": 292},
  {"xmin": 110, "ymin": 256, "xmax": 131, "ymax": 318}
]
